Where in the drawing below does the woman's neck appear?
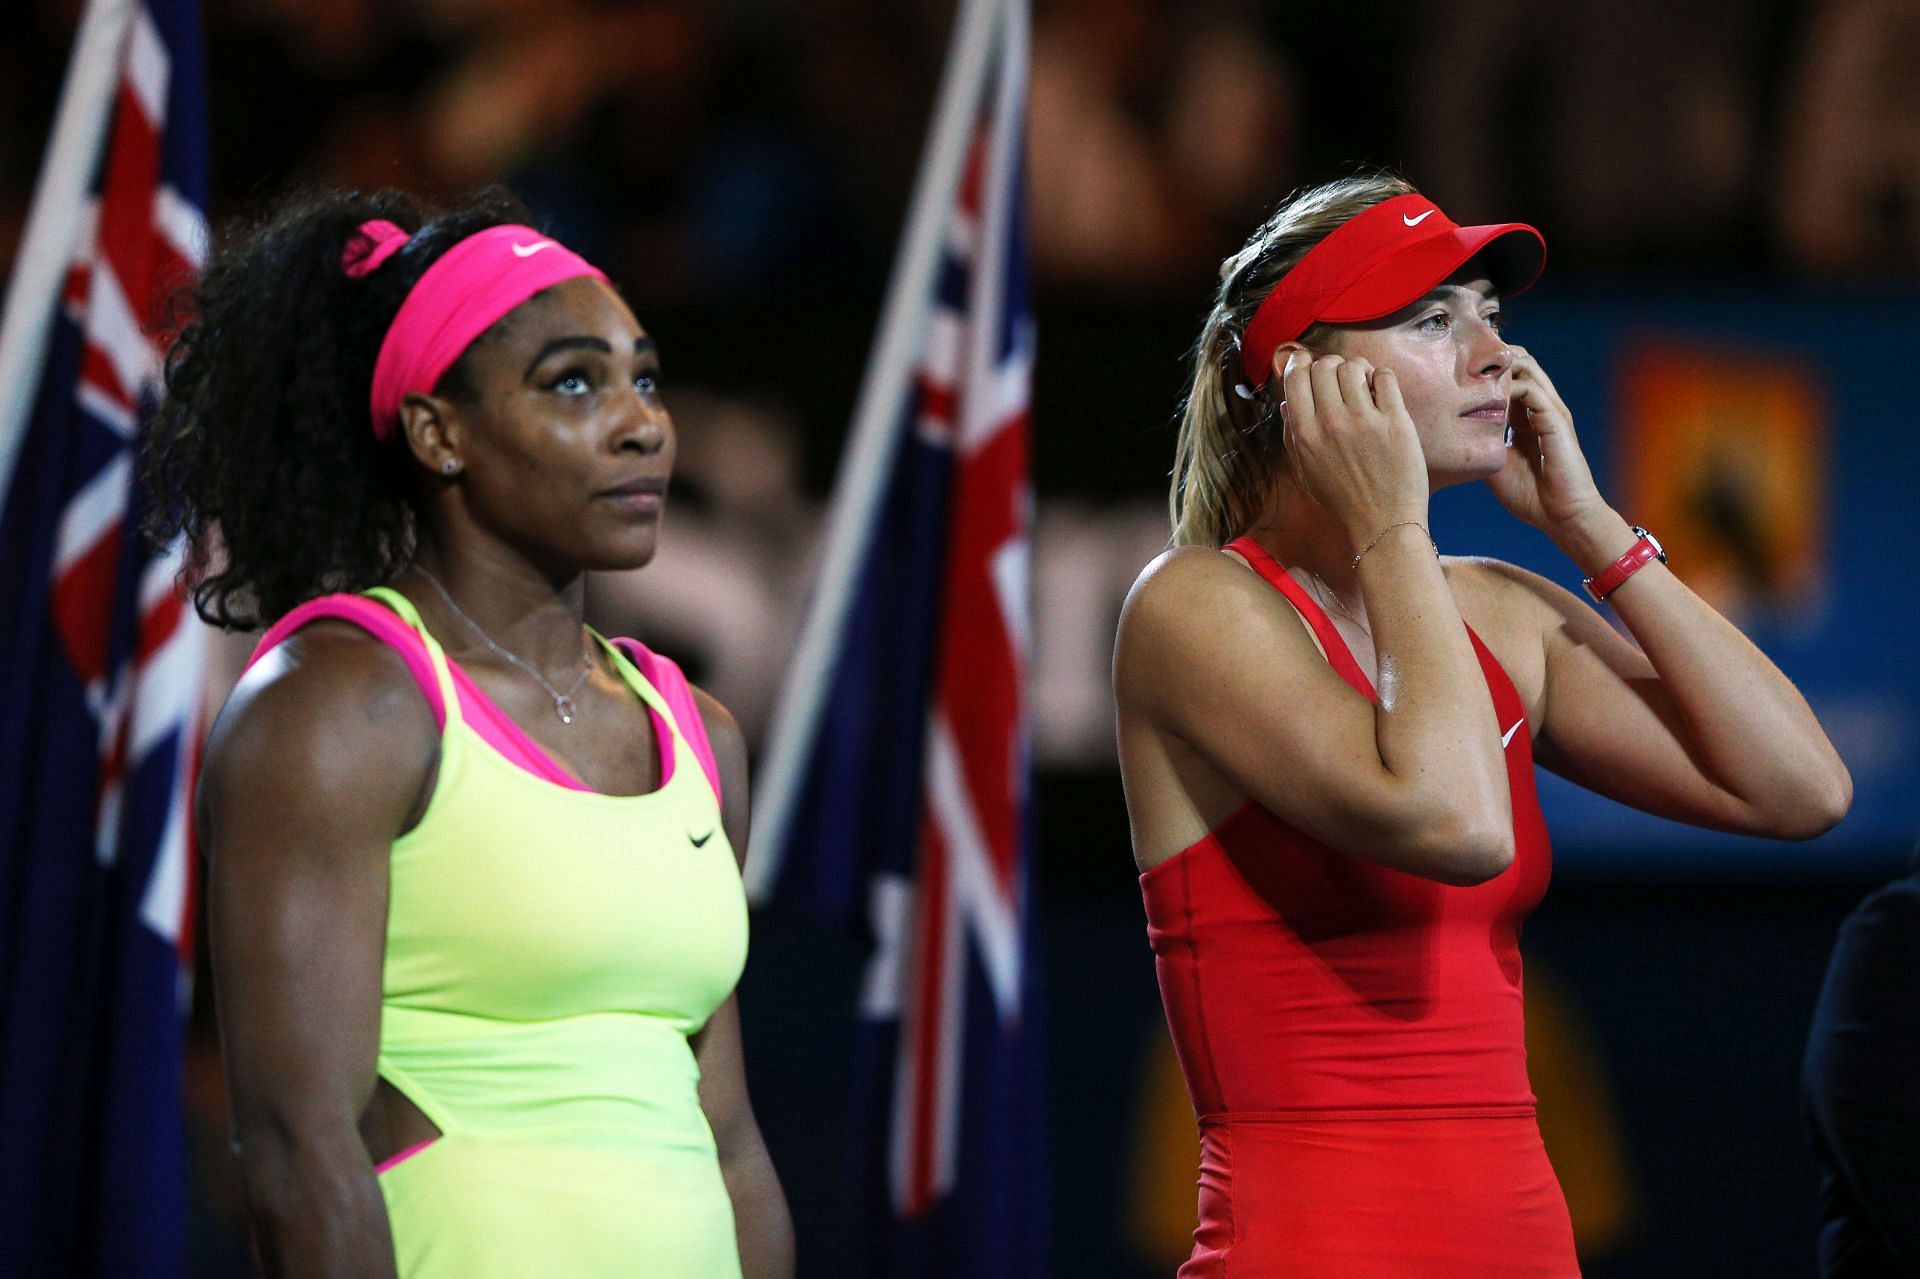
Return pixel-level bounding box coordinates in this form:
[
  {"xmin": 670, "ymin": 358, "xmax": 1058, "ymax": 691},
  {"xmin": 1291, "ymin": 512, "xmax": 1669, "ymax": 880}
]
[
  {"xmin": 406, "ymin": 535, "xmax": 589, "ymax": 673},
  {"xmin": 1241, "ymin": 472, "xmax": 1368, "ymax": 617}
]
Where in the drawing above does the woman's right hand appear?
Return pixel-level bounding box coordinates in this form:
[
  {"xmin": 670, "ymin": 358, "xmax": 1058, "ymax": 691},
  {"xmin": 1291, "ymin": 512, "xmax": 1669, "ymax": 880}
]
[{"xmin": 1275, "ymin": 349, "xmax": 1429, "ymax": 552}]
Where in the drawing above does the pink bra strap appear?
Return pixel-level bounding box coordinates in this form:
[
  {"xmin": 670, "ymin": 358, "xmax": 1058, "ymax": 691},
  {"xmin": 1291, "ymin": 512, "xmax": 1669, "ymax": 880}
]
[
  {"xmin": 613, "ymin": 638, "xmax": 722, "ymax": 804},
  {"xmin": 247, "ymin": 594, "xmax": 447, "ymax": 728}
]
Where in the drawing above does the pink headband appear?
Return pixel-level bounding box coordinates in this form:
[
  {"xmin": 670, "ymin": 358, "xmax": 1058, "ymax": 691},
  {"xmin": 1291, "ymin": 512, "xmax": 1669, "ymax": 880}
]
[
  {"xmin": 344, "ymin": 221, "xmax": 609, "ymax": 441},
  {"xmin": 1238, "ymin": 194, "xmax": 1545, "ymax": 390}
]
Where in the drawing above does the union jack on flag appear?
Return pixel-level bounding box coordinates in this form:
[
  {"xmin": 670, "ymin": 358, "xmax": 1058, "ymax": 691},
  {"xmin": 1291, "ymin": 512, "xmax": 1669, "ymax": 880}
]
[
  {"xmin": 747, "ymin": 0, "xmax": 1045, "ymax": 1272},
  {"xmin": 0, "ymin": 1, "xmax": 208, "ymax": 1274}
]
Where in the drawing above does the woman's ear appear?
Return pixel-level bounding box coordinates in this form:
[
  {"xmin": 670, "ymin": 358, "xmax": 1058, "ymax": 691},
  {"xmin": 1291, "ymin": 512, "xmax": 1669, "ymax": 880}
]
[
  {"xmin": 399, "ymin": 393, "xmax": 461, "ymax": 478},
  {"xmin": 1268, "ymin": 341, "xmax": 1312, "ymax": 387}
]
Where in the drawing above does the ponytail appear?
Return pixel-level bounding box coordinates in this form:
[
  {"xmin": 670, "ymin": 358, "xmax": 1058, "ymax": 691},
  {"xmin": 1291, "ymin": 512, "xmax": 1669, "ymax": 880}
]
[
  {"xmin": 141, "ymin": 186, "xmax": 531, "ymax": 628},
  {"xmin": 1169, "ymin": 172, "xmax": 1416, "ymax": 547}
]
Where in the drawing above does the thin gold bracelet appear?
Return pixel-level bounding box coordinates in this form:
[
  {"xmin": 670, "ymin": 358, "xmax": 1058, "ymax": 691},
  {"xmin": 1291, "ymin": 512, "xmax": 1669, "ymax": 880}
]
[{"xmin": 1351, "ymin": 520, "xmax": 1437, "ymax": 569}]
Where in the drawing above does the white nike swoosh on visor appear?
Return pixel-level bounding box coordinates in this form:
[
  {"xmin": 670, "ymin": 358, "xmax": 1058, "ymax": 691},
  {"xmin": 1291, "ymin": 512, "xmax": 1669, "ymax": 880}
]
[
  {"xmin": 510, "ymin": 240, "xmax": 557, "ymax": 257},
  {"xmin": 1403, "ymin": 210, "xmax": 1436, "ymax": 227},
  {"xmin": 1502, "ymin": 719, "xmax": 1524, "ymax": 748}
]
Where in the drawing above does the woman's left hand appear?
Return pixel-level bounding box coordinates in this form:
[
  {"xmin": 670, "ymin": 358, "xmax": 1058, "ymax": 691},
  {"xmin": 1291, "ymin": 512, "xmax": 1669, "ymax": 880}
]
[{"xmin": 1484, "ymin": 346, "xmax": 1607, "ymax": 535}]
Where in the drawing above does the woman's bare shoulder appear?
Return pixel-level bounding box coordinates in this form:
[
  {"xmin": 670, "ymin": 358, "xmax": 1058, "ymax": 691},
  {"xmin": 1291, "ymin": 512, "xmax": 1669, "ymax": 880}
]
[
  {"xmin": 1121, "ymin": 545, "xmax": 1264, "ymax": 621},
  {"xmin": 1115, "ymin": 545, "xmax": 1319, "ymax": 704},
  {"xmin": 202, "ymin": 621, "xmax": 437, "ymax": 829},
  {"xmin": 1442, "ymin": 553, "xmax": 1587, "ymax": 634},
  {"xmin": 218, "ymin": 620, "xmax": 431, "ymax": 734}
]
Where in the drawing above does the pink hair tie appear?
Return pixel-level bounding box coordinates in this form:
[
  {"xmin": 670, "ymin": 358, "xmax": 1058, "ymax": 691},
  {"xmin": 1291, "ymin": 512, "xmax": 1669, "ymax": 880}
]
[{"xmin": 342, "ymin": 219, "xmax": 410, "ymax": 279}]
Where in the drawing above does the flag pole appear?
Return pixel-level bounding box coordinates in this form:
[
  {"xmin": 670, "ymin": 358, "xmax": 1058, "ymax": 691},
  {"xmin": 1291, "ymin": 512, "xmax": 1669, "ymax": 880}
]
[
  {"xmin": 746, "ymin": 0, "xmax": 1008, "ymax": 902},
  {"xmin": 0, "ymin": 0, "xmax": 136, "ymax": 503}
]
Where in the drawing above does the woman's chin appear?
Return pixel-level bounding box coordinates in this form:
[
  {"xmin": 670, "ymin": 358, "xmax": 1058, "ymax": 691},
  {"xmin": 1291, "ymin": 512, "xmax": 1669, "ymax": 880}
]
[
  {"xmin": 1429, "ymin": 451, "xmax": 1509, "ymax": 492},
  {"xmin": 582, "ymin": 531, "xmax": 661, "ymax": 574},
  {"xmin": 1424, "ymin": 423, "xmax": 1511, "ymax": 489}
]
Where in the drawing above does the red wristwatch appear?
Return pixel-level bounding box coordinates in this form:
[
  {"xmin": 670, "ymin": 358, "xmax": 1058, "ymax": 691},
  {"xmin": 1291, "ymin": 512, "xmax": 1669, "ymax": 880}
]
[{"xmin": 1583, "ymin": 527, "xmax": 1666, "ymax": 602}]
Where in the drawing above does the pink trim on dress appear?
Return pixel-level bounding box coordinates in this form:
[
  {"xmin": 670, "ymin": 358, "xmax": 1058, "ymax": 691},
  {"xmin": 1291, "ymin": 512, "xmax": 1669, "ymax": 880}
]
[
  {"xmin": 246, "ymin": 596, "xmax": 712, "ymax": 799},
  {"xmin": 372, "ymin": 1138, "xmax": 438, "ymax": 1175},
  {"xmin": 614, "ymin": 638, "xmax": 721, "ymax": 804},
  {"xmin": 444, "ymin": 659, "xmax": 676, "ymax": 793},
  {"xmin": 248, "ymin": 596, "xmax": 448, "ymax": 728}
]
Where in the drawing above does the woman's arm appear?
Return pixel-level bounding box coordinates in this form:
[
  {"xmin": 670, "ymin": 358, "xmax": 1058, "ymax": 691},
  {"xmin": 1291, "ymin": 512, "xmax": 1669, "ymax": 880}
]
[
  {"xmin": 691, "ymin": 689, "xmax": 796, "ymax": 1279},
  {"xmin": 693, "ymin": 996, "xmax": 795, "ymax": 1279},
  {"xmin": 1484, "ymin": 348, "xmax": 1851, "ymax": 837},
  {"xmin": 202, "ymin": 627, "xmax": 437, "ymax": 1279},
  {"xmin": 1117, "ymin": 354, "xmax": 1514, "ymax": 884}
]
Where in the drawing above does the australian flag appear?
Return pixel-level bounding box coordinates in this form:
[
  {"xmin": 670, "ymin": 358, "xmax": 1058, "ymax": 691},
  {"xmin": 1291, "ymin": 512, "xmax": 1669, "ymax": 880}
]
[
  {"xmin": 0, "ymin": 1, "xmax": 208, "ymax": 1275},
  {"xmin": 746, "ymin": 0, "xmax": 1045, "ymax": 1273}
]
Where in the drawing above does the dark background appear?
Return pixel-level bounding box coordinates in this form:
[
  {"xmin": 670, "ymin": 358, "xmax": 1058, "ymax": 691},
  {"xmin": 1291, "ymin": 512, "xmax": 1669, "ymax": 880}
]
[{"xmin": 9, "ymin": 0, "xmax": 1920, "ymax": 1274}]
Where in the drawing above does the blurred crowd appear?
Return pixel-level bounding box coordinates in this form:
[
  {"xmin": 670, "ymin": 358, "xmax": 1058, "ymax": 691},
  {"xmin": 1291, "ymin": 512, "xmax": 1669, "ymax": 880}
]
[
  {"xmin": 8, "ymin": 0, "xmax": 1919, "ymax": 775},
  {"xmin": 9, "ymin": 0, "xmax": 1920, "ymax": 308}
]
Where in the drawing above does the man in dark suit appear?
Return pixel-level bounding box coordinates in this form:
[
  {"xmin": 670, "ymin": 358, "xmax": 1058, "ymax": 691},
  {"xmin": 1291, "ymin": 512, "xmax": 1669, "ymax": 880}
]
[{"xmin": 1804, "ymin": 847, "xmax": 1920, "ymax": 1276}]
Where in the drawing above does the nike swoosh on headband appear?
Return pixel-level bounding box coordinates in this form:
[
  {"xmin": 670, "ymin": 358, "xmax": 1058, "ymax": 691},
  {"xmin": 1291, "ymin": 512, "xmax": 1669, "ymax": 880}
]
[
  {"xmin": 1402, "ymin": 209, "xmax": 1436, "ymax": 227},
  {"xmin": 366, "ymin": 224, "xmax": 607, "ymax": 441}
]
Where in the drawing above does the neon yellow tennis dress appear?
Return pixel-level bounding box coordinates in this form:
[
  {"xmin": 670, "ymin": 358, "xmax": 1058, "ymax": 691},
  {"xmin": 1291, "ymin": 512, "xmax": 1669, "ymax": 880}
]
[{"xmin": 280, "ymin": 588, "xmax": 750, "ymax": 1276}]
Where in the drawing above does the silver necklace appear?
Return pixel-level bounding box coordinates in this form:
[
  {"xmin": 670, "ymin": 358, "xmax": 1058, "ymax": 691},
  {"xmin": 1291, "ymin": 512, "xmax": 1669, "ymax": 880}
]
[{"xmin": 411, "ymin": 564, "xmax": 594, "ymax": 724}]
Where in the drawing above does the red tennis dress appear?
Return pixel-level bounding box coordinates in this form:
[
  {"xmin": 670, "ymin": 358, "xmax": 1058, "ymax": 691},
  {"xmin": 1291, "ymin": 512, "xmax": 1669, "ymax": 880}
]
[{"xmin": 1139, "ymin": 538, "xmax": 1580, "ymax": 1277}]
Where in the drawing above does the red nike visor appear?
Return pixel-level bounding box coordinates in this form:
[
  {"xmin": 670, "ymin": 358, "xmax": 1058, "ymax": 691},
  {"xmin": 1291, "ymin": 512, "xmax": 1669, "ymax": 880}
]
[{"xmin": 1239, "ymin": 193, "xmax": 1546, "ymax": 389}]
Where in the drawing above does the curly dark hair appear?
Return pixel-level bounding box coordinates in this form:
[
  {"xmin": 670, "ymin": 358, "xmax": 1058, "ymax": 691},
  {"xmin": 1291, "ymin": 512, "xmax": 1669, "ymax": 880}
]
[{"xmin": 140, "ymin": 185, "xmax": 535, "ymax": 629}]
